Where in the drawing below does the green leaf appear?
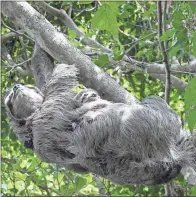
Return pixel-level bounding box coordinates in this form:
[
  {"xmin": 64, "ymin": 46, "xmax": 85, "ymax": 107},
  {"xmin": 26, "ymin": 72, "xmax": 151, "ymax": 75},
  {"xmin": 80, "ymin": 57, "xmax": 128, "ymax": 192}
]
[
  {"xmin": 27, "ymin": 159, "xmax": 38, "ymax": 172},
  {"xmin": 191, "ymin": 186, "xmax": 196, "ymax": 195},
  {"xmin": 15, "ymin": 172, "xmax": 26, "ymax": 181},
  {"xmin": 75, "ymin": 176, "xmax": 87, "ymax": 191},
  {"xmin": 176, "ymin": 29, "xmax": 187, "ymax": 42},
  {"xmin": 172, "ymin": 11, "xmax": 183, "ymax": 29},
  {"xmin": 193, "ymin": 32, "xmax": 196, "ymax": 56},
  {"xmin": 160, "ymin": 29, "xmax": 176, "ymax": 42},
  {"xmin": 57, "ymin": 172, "xmax": 64, "ymax": 182},
  {"xmin": 189, "ymin": 2, "xmax": 196, "ymax": 13},
  {"xmin": 185, "ymin": 77, "xmax": 196, "ymax": 131},
  {"xmin": 187, "ymin": 109, "xmax": 196, "ymax": 131},
  {"xmin": 185, "ymin": 77, "xmax": 196, "ymax": 110},
  {"xmin": 169, "ymin": 45, "xmax": 181, "ymax": 57},
  {"xmin": 95, "ymin": 54, "xmax": 109, "ymax": 68},
  {"xmin": 68, "ymin": 30, "xmax": 77, "ymax": 40},
  {"xmin": 91, "ymin": 2, "xmax": 119, "ymax": 38}
]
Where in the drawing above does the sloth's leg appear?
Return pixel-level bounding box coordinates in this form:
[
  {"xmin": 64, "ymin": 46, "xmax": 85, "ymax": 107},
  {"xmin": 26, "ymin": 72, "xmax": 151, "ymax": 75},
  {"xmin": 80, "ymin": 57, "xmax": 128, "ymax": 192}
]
[{"xmin": 108, "ymin": 159, "xmax": 182, "ymax": 185}]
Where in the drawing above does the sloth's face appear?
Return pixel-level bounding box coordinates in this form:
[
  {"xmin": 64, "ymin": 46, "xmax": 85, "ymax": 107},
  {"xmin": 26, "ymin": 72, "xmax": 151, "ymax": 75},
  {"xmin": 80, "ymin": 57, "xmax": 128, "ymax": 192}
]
[
  {"xmin": 4, "ymin": 84, "xmax": 43, "ymax": 119},
  {"xmin": 75, "ymin": 89, "xmax": 100, "ymax": 103}
]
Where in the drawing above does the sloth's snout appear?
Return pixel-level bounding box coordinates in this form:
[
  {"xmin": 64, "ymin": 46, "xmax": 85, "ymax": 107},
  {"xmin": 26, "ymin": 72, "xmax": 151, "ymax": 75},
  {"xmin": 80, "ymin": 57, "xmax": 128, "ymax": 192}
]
[{"xmin": 13, "ymin": 84, "xmax": 22, "ymax": 92}]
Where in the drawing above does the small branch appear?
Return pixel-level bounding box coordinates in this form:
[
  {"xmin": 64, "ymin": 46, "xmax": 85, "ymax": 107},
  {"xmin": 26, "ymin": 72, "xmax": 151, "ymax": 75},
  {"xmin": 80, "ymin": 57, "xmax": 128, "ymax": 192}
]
[
  {"xmin": 2, "ymin": 44, "xmax": 32, "ymax": 76},
  {"xmin": 73, "ymin": 4, "xmax": 98, "ymax": 19},
  {"xmin": 2, "ymin": 32, "xmax": 20, "ymax": 43},
  {"xmin": 2, "ymin": 22, "xmax": 24, "ymax": 35},
  {"xmin": 2, "ymin": 21, "xmax": 34, "ymax": 41},
  {"xmin": 16, "ymin": 58, "xmax": 32, "ymax": 67},
  {"xmin": 157, "ymin": 1, "xmax": 171, "ymax": 103},
  {"xmin": 68, "ymin": 4, "xmax": 72, "ymax": 17},
  {"xmin": 119, "ymin": 29, "xmax": 138, "ymax": 41},
  {"xmin": 2, "ymin": 44, "xmax": 16, "ymax": 67}
]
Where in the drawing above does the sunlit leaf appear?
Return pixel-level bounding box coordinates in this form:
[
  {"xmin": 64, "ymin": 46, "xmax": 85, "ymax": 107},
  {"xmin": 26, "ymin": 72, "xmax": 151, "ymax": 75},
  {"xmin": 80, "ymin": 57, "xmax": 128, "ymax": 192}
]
[
  {"xmin": 160, "ymin": 29, "xmax": 176, "ymax": 42},
  {"xmin": 91, "ymin": 2, "xmax": 119, "ymax": 38}
]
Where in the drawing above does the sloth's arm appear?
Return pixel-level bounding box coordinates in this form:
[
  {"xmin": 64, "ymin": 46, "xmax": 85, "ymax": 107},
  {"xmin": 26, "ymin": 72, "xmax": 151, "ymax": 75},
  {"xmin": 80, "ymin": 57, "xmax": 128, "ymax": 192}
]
[
  {"xmin": 32, "ymin": 64, "xmax": 79, "ymax": 164},
  {"xmin": 45, "ymin": 64, "xmax": 78, "ymax": 97}
]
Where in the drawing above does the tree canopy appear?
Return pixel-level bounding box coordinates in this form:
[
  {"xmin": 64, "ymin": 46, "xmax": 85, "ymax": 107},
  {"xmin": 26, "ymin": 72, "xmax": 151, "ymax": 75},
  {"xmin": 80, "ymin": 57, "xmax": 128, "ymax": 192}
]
[{"xmin": 1, "ymin": 1, "xmax": 196, "ymax": 196}]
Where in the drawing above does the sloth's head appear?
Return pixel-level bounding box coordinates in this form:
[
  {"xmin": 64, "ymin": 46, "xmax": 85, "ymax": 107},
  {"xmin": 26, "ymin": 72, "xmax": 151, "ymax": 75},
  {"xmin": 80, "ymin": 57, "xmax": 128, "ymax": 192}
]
[
  {"xmin": 4, "ymin": 84, "xmax": 43, "ymax": 119},
  {"xmin": 74, "ymin": 88, "xmax": 100, "ymax": 103}
]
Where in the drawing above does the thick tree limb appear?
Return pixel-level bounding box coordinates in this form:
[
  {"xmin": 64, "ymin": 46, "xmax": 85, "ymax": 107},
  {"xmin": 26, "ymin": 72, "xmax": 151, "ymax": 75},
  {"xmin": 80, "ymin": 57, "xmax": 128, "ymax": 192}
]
[
  {"xmin": 29, "ymin": 2, "xmax": 194, "ymax": 92},
  {"xmin": 2, "ymin": 1, "xmax": 138, "ymax": 104},
  {"xmin": 37, "ymin": 2, "xmax": 196, "ymax": 74},
  {"xmin": 34, "ymin": 2, "xmax": 191, "ymax": 91}
]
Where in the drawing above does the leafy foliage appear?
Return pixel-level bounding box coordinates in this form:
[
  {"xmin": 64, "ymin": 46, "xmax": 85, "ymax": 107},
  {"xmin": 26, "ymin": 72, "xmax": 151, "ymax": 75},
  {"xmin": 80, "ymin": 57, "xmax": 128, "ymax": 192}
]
[
  {"xmin": 1, "ymin": 1, "xmax": 196, "ymax": 196},
  {"xmin": 185, "ymin": 77, "xmax": 196, "ymax": 131}
]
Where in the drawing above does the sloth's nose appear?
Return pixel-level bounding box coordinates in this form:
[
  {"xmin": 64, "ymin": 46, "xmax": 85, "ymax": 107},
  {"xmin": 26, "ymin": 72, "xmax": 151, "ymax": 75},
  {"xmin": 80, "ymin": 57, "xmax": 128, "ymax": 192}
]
[{"xmin": 13, "ymin": 84, "xmax": 22, "ymax": 92}]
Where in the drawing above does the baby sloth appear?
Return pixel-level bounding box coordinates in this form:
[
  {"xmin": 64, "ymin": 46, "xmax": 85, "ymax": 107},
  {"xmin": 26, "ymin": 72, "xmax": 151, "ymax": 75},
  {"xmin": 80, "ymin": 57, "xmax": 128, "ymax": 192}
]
[
  {"xmin": 4, "ymin": 64, "xmax": 196, "ymax": 185},
  {"xmin": 74, "ymin": 88, "xmax": 100, "ymax": 103}
]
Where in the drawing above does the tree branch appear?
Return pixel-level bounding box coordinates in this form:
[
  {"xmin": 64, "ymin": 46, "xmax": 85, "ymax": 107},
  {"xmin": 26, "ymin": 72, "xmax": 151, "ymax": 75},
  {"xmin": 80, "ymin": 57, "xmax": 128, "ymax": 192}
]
[
  {"xmin": 2, "ymin": 32, "xmax": 20, "ymax": 43},
  {"xmin": 34, "ymin": 1, "xmax": 192, "ymax": 91},
  {"xmin": 2, "ymin": 44, "xmax": 32, "ymax": 76},
  {"xmin": 81, "ymin": 48, "xmax": 188, "ymax": 91},
  {"xmin": 35, "ymin": 1, "xmax": 195, "ymax": 92},
  {"xmin": 123, "ymin": 56, "xmax": 196, "ymax": 74},
  {"xmin": 35, "ymin": 1, "xmax": 112, "ymax": 54},
  {"xmin": 2, "ymin": 1, "xmax": 138, "ymax": 104}
]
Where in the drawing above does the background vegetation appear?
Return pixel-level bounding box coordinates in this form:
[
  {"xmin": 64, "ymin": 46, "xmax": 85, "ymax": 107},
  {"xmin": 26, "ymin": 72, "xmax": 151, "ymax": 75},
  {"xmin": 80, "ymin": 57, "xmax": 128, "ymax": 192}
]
[{"xmin": 1, "ymin": 1, "xmax": 196, "ymax": 196}]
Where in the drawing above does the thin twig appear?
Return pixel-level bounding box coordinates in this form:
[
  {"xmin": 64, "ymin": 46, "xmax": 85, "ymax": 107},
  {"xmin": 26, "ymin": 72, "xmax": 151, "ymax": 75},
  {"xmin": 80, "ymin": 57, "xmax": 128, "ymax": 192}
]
[
  {"xmin": 157, "ymin": 1, "xmax": 171, "ymax": 103},
  {"xmin": 2, "ymin": 21, "xmax": 34, "ymax": 41}
]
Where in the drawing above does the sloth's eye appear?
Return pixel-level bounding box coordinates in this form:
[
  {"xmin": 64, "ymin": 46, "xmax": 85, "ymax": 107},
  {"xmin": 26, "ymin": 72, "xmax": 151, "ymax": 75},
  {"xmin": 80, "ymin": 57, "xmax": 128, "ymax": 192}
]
[
  {"xmin": 91, "ymin": 93, "xmax": 97, "ymax": 97},
  {"xmin": 84, "ymin": 93, "xmax": 88, "ymax": 97}
]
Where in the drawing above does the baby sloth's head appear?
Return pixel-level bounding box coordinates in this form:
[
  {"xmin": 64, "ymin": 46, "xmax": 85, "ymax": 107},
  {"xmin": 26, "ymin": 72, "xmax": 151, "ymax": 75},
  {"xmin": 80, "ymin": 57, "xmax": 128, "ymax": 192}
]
[
  {"xmin": 74, "ymin": 88, "xmax": 100, "ymax": 104},
  {"xmin": 4, "ymin": 84, "xmax": 43, "ymax": 119}
]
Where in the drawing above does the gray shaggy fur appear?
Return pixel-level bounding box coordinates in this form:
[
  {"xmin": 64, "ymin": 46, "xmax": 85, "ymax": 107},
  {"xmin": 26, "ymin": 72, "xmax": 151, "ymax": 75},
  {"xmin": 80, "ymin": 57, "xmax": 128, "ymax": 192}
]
[{"xmin": 4, "ymin": 64, "xmax": 196, "ymax": 185}]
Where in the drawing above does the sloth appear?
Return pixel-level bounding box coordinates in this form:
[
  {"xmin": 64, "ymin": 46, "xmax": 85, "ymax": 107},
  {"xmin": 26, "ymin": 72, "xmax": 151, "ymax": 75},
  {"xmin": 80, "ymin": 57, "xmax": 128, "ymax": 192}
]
[
  {"xmin": 4, "ymin": 63, "xmax": 196, "ymax": 185},
  {"xmin": 74, "ymin": 88, "xmax": 100, "ymax": 104}
]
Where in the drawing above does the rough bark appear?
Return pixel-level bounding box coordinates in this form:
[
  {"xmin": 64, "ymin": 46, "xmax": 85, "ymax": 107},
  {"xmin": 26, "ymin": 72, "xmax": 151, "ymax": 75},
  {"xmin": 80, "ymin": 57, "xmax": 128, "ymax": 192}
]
[{"xmin": 2, "ymin": 1, "xmax": 138, "ymax": 104}]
